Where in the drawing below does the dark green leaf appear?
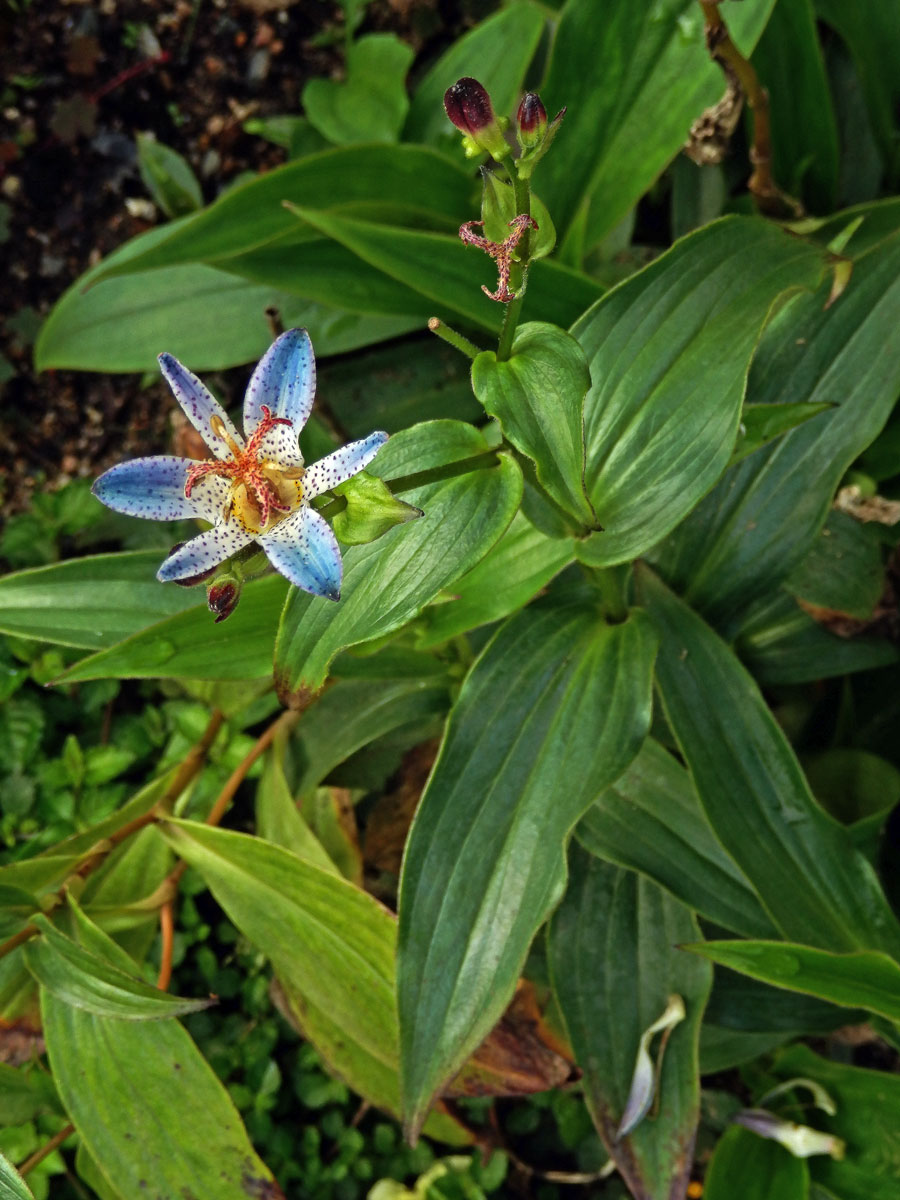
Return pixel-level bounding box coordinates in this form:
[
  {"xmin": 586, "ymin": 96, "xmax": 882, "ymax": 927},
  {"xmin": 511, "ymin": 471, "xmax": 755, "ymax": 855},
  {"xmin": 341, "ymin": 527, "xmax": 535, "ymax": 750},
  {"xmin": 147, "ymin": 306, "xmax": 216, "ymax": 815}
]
[
  {"xmin": 0, "ymin": 1064, "xmax": 61, "ymax": 1126},
  {"xmin": 547, "ymin": 850, "xmax": 711, "ymax": 1200},
  {"xmin": 573, "ymin": 217, "xmax": 826, "ymax": 565},
  {"xmin": 685, "ymin": 939, "xmax": 900, "ymax": 1024},
  {"xmin": 0, "ymin": 886, "xmax": 39, "ymax": 940},
  {"xmin": 705, "ymin": 1125, "xmax": 810, "ymax": 1200},
  {"xmin": 159, "ymin": 820, "xmax": 467, "ymax": 1144},
  {"xmin": 415, "ymin": 511, "xmax": 575, "ymax": 648},
  {"xmin": 650, "ymin": 229, "xmax": 900, "ymax": 633},
  {"xmin": 58, "ymin": 575, "xmax": 288, "ymax": 683},
  {"xmin": 731, "ymin": 402, "xmax": 833, "ymax": 467},
  {"xmin": 578, "ymin": 738, "xmax": 777, "ymax": 938},
  {"xmin": 275, "ymin": 422, "xmax": 522, "ymax": 695},
  {"xmin": 538, "ymin": 0, "xmax": 776, "ymax": 244},
  {"xmin": 472, "ymin": 322, "xmax": 595, "ymax": 525},
  {"xmin": 635, "ymin": 565, "xmax": 900, "ymax": 956},
  {"xmin": 302, "ymin": 35, "xmax": 413, "ymax": 145},
  {"xmin": 24, "ymin": 912, "xmax": 212, "ymax": 1020},
  {"xmin": 404, "ymin": 3, "xmax": 545, "ymax": 147},
  {"xmin": 786, "ymin": 511, "xmax": 885, "ymax": 620},
  {"xmin": 136, "ymin": 133, "xmax": 203, "ymax": 218},
  {"xmin": 398, "ymin": 590, "xmax": 657, "ymax": 1136}
]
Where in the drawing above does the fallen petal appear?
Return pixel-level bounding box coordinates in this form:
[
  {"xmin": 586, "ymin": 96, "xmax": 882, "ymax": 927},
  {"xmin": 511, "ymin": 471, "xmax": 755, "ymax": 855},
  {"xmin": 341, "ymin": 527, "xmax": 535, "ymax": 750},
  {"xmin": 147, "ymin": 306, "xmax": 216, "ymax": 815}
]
[
  {"xmin": 157, "ymin": 522, "xmax": 253, "ymax": 582},
  {"xmin": 243, "ymin": 327, "xmax": 316, "ymax": 436},
  {"xmin": 303, "ymin": 431, "xmax": 389, "ymax": 499},
  {"xmin": 92, "ymin": 456, "xmax": 229, "ymax": 524},
  {"xmin": 158, "ymin": 353, "xmax": 244, "ymax": 460},
  {"xmin": 260, "ymin": 506, "xmax": 342, "ymax": 600}
]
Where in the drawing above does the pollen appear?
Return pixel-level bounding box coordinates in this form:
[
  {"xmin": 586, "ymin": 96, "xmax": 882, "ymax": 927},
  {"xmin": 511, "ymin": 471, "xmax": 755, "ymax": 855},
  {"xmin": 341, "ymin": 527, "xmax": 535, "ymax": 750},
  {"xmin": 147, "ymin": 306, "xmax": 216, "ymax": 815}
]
[{"xmin": 184, "ymin": 405, "xmax": 306, "ymax": 533}]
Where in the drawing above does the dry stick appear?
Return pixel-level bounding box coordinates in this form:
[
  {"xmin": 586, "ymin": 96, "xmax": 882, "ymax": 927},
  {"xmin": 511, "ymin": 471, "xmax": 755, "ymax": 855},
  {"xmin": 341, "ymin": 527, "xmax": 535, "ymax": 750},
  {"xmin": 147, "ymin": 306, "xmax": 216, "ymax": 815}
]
[
  {"xmin": 18, "ymin": 1123, "xmax": 76, "ymax": 1177},
  {"xmin": 698, "ymin": 1, "xmax": 802, "ymax": 218}
]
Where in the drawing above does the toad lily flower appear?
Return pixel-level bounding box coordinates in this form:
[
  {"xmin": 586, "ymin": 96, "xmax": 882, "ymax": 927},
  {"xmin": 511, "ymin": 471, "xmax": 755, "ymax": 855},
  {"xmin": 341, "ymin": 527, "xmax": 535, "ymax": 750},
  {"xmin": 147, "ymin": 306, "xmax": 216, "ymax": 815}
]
[{"xmin": 92, "ymin": 329, "xmax": 387, "ymax": 601}]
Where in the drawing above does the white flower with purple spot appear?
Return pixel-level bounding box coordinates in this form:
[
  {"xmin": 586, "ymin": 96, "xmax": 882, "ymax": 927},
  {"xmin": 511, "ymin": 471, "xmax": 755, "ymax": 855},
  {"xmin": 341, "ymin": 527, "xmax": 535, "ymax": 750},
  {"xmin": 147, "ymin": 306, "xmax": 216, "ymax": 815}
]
[{"xmin": 92, "ymin": 329, "xmax": 387, "ymax": 602}]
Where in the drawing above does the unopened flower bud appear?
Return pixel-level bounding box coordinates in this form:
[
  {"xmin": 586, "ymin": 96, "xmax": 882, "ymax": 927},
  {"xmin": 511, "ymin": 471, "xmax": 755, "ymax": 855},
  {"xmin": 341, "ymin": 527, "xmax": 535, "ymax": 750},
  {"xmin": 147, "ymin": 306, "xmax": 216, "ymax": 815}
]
[
  {"xmin": 443, "ymin": 77, "xmax": 510, "ymax": 161},
  {"xmin": 169, "ymin": 543, "xmax": 217, "ymax": 587},
  {"xmin": 207, "ymin": 576, "xmax": 241, "ymax": 623},
  {"xmin": 516, "ymin": 93, "xmax": 547, "ymax": 149}
]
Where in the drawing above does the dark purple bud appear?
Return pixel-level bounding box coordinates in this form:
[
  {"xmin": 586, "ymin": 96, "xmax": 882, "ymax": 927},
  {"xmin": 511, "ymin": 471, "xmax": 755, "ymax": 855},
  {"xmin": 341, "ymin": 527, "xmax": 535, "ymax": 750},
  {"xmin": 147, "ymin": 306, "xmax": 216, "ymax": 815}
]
[
  {"xmin": 516, "ymin": 93, "xmax": 547, "ymax": 148},
  {"xmin": 169, "ymin": 543, "xmax": 217, "ymax": 587},
  {"xmin": 207, "ymin": 578, "xmax": 240, "ymax": 623},
  {"xmin": 444, "ymin": 77, "xmax": 495, "ymax": 135}
]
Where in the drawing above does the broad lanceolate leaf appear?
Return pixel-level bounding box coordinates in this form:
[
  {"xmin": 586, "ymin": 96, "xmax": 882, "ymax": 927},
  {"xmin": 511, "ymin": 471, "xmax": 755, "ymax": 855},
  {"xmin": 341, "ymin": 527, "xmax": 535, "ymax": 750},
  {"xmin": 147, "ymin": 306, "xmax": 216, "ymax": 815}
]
[
  {"xmin": 685, "ymin": 940, "xmax": 900, "ymax": 1026},
  {"xmin": 472, "ymin": 323, "xmax": 595, "ymax": 525},
  {"xmin": 0, "ymin": 1155, "xmax": 34, "ymax": 1200},
  {"xmin": 578, "ymin": 738, "xmax": 777, "ymax": 939},
  {"xmin": 398, "ymin": 589, "xmax": 658, "ymax": 1137},
  {"xmin": 415, "ymin": 511, "xmax": 575, "ymax": 649},
  {"xmin": 136, "ymin": 133, "xmax": 203, "ymax": 218},
  {"xmin": 275, "ymin": 421, "xmax": 522, "ymax": 695},
  {"xmin": 547, "ymin": 850, "xmax": 712, "ymax": 1200},
  {"xmin": 23, "ymin": 913, "xmax": 212, "ymax": 1020},
  {"xmin": 538, "ymin": 0, "xmax": 776, "ymax": 245},
  {"xmin": 404, "ymin": 2, "xmax": 545, "ymax": 147},
  {"xmin": 302, "ymin": 35, "xmax": 413, "ymax": 146},
  {"xmin": 159, "ymin": 820, "xmax": 466, "ymax": 1145},
  {"xmin": 256, "ymin": 745, "xmax": 340, "ymax": 873},
  {"xmin": 636, "ymin": 566, "xmax": 900, "ymax": 957},
  {"xmin": 0, "ymin": 552, "xmax": 203, "ymax": 649},
  {"xmin": 572, "ymin": 218, "xmax": 826, "ymax": 566},
  {"xmin": 731, "ymin": 402, "xmax": 833, "ymax": 467},
  {"xmin": 650, "ymin": 228, "xmax": 900, "ymax": 633},
  {"xmin": 704, "ymin": 1126, "xmax": 810, "ymax": 1200},
  {"xmin": 59, "ymin": 574, "xmax": 288, "ymax": 683}
]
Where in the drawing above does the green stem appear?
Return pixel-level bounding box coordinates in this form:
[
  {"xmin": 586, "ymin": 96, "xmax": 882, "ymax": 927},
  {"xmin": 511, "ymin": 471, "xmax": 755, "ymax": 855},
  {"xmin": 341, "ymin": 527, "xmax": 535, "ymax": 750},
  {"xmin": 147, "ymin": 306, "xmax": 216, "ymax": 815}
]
[
  {"xmin": 496, "ymin": 172, "xmax": 532, "ymax": 362},
  {"xmin": 591, "ymin": 565, "xmax": 630, "ymax": 624},
  {"xmin": 427, "ymin": 318, "xmax": 482, "ymax": 361}
]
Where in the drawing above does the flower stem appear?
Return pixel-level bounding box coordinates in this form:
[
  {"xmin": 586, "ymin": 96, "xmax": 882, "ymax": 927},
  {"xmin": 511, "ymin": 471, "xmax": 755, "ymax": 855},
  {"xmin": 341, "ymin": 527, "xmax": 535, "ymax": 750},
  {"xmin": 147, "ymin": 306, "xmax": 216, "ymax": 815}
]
[
  {"xmin": 427, "ymin": 317, "xmax": 482, "ymax": 360},
  {"xmin": 18, "ymin": 1124, "xmax": 75, "ymax": 1177},
  {"xmin": 496, "ymin": 172, "xmax": 532, "ymax": 363}
]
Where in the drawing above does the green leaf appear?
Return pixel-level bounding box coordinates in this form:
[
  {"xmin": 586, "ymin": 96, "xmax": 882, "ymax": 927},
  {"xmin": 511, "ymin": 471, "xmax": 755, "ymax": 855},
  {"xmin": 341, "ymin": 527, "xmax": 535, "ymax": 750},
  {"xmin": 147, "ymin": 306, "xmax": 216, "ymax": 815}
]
[
  {"xmin": 0, "ymin": 1065, "xmax": 61, "ymax": 1126},
  {"xmin": 158, "ymin": 820, "xmax": 466, "ymax": 1145},
  {"xmin": 275, "ymin": 422, "xmax": 523, "ymax": 695},
  {"xmin": 705, "ymin": 1125, "xmax": 810, "ymax": 1200},
  {"xmin": 404, "ymin": 2, "xmax": 545, "ymax": 147},
  {"xmin": 415, "ymin": 511, "xmax": 575, "ymax": 648},
  {"xmin": 786, "ymin": 511, "xmax": 885, "ymax": 620},
  {"xmin": 731, "ymin": 402, "xmax": 834, "ymax": 467},
  {"xmin": 332, "ymin": 471, "xmax": 423, "ymax": 546},
  {"xmin": 472, "ymin": 323, "xmax": 595, "ymax": 525},
  {"xmin": 635, "ymin": 565, "xmax": 900, "ymax": 957},
  {"xmin": 303, "ymin": 35, "xmax": 414, "ymax": 145},
  {"xmin": 547, "ymin": 850, "xmax": 712, "ymax": 1200},
  {"xmin": 0, "ymin": 1154, "xmax": 34, "ymax": 1200},
  {"xmin": 771, "ymin": 1044, "xmax": 900, "ymax": 1200},
  {"xmin": 650, "ymin": 228, "xmax": 900, "ymax": 633},
  {"xmin": 256, "ymin": 745, "xmax": 340, "ymax": 873},
  {"xmin": 572, "ymin": 217, "xmax": 826, "ymax": 565},
  {"xmin": 41, "ymin": 985, "xmax": 281, "ymax": 1199},
  {"xmin": 0, "ymin": 886, "xmax": 39, "ymax": 940},
  {"xmin": 685, "ymin": 939, "xmax": 900, "ymax": 1025},
  {"xmin": 398, "ymin": 589, "xmax": 658, "ymax": 1137},
  {"xmin": 538, "ymin": 0, "xmax": 776, "ymax": 245},
  {"xmin": 23, "ymin": 912, "xmax": 212, "ymax": 1020},
  {"xmin": 578, "ymin": 738, "xmax": 778, "ymax": 938},
  {"xmin": 752, "ymin": 0, "xmax": 839, "ymax": 211},
  {"xmin": 58, "ymin": 574, "xmax": 288, "ymax": 683},
  {"xmin": 286, "ymin": 206, "xmax": 604, "ymax": 335},
  {"xmin": 136, "ymin": 133, "xmax": 203, "ymax": 218}
]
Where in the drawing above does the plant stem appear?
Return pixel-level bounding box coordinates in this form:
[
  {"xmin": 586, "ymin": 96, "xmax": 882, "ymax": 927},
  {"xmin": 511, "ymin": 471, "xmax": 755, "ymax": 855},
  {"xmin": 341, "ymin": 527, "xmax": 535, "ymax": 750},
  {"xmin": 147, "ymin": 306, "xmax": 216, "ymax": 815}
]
[
  {"xmin": 591, "ymin": 565, "xmax": 630, "ymax": 624},
  {"xmin": 18, "ymin": 1124, "xmax": 75, "ymax": 1176},
  {"xmin": 156, "ymin": 901, "xmax": 174, "ymax": 991},
  {"xmin": 427, "ymin": 317, "xmax": 481, "ymax": 360},
  {"xmin": 0, "ymin": 923, "xmax": 39, "ymax": 962},
  {"xmin": 496, "ymin": 172, "xmax": 532, "ymax": 362}
]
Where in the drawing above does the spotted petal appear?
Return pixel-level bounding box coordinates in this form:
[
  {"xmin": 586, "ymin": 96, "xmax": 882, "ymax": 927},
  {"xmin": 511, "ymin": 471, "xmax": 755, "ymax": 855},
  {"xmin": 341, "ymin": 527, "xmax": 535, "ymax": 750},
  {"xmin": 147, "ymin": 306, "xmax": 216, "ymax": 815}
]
[
  {"xmin": 259, "ymin": 506, "xmax": 342, "ymax": 601},
  {"xmin": 158, "ymin": 353, "xmax": 244, "ymax": 460},
  {"xmin": 303, "ymin": 432, "xmax": 389, "ymax": 500},
  {"xmin": 92, "ymin": 457, "xmax": 230, "ymax": 524},
  {"xmin": 243, "ymin": 328, "xmax": 316, "ymax": 437},
  {"xmin": 157, "ymin": 522, "xmax": 253, "ymax": 583}
]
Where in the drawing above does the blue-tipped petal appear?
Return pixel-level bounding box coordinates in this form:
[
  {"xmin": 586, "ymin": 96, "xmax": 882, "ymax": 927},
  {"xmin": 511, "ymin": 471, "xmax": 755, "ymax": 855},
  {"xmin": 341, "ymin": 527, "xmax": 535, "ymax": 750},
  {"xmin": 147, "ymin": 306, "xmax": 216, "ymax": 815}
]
[
  {"xmin": 158, "ymin": 353, "xmax": 243, "ymax": 460},
  {"xmin": 303, "ymin": 431, "xmax": 389, "ymax": 500},
  {"xmin": 92, "ymin": 457, "xmax": 229, "ymax": 523},
  {"xmin": 157, "ymin": 522, "xmax": 252, "ymax": 583},
  {"xmin": 259, "ymin": 506, "xmax": 342, "ymax": 601},
  {"xmin": 243, "ymin": 328, "xmax": 316, "ymax": 437}
]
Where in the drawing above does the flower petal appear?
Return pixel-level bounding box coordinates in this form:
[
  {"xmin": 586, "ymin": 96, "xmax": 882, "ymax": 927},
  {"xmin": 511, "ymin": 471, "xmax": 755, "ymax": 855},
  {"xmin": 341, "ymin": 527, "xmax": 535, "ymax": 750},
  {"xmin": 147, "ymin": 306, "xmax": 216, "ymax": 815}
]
[
  {"xmin": 259, "ymin": 506, "xmax": 342, "ymax": 601},
  {"xmin": 157, "ymin": 522, "xmax": 252, "ymax": 582},
  {"xmin": 92, "ymin": 457, "xmax": 230, "ymax": 523},
  {"xmin": 158, "ymin": 353, "xmax": 243, "ymax": 460},
  {"xmin": 243, "ymin": 328, "xmax": 316, "ymax": 437},
  {"xmin": 254, "ymin": 422, "xmax": 304, "ymax": 471},
  {"xmin": 303, "ymin": 432, "xmax": 389, "ymax": 500}
]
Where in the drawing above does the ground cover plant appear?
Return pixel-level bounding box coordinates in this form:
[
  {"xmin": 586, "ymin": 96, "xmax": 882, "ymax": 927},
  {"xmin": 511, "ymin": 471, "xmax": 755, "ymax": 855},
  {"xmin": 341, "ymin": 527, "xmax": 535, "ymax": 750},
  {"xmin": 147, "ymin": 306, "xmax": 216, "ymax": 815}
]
[{"xmin": 2, "ymin": 0, "xmax": 900, "ymax": 1197}]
